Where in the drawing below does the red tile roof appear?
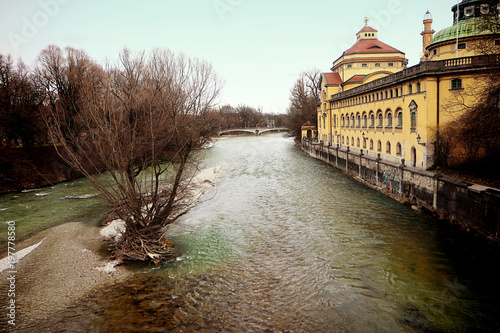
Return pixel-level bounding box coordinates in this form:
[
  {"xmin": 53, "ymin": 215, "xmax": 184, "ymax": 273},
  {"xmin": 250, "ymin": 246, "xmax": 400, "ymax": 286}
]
[
  {"xmin": 322, "ymin": 72, "xmax": 342, "ymax": 85},
  {"xmin": 344, "ymin": 39, "xmax": 403, "ymax": 55},
  {"xmin": 346, "ymin": 75, "xmax": 367, "ymax": 83},
  {"xmin": 357, "ymin": 26, "xmax": 378, "ymax": 34},
  {"xmin": 302, "ymin": 121, "xmax": 316, "ymax": 128}
]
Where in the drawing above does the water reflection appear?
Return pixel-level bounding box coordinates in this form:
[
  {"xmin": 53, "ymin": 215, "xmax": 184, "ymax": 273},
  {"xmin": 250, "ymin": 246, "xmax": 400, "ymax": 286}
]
[{"xmin": 136, "ymin": 134, "xmax": 499, "ymax": 332}]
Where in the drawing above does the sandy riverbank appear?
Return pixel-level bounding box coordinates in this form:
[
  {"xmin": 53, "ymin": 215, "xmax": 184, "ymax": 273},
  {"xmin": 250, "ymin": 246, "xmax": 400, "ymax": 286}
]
[
  {"xmin": 0, "ymin": 222, "xmax": 130, "ymax": 331},
  {"xmin": 0, "ymin": 165, "xmax": 222, "ymax": 331}
]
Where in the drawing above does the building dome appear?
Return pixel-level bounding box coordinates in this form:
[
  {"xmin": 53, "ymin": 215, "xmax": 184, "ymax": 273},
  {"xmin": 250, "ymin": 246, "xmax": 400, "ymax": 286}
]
[{"xmin": 432, "ymin": 17, "xmax": 493, "ymax": 44}]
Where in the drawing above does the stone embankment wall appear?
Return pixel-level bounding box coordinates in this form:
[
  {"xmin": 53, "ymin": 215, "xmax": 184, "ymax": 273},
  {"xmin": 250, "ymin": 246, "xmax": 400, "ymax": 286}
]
[{"xmin": 302, "ymin": 140, "xmax": 500, "ymax": 244}]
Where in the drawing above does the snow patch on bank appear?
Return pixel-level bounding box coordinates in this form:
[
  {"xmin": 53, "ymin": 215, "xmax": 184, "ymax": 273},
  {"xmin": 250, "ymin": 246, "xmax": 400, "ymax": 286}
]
[
  {"xmin": 0, "ymin": 238, "xmax": 45, "ymax": 273},
  {"xmin": 96, "ymin": 260, "xmax": 121, "ymax": 274},
  {"xmin": 100, "ymin": 219, "xmax": 126, "ymax": 241}
]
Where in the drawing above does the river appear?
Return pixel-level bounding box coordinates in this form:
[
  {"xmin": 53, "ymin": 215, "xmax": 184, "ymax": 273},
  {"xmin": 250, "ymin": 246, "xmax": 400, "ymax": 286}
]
[{"xmin": 2, "ymin": 134, "xmax": 500, "ymax": 332}]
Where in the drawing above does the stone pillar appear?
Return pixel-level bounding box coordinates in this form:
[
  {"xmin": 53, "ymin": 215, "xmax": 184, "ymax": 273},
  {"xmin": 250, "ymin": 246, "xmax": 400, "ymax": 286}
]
[
  {"xmin": 399, "ymin": 158, "xmax": 405, "ymax": 194},
  {"xmin": 433, "ymin": 168, "xmax": 441, "ymax": 210},
  {"xmin": 346, "ymin": 147, "xmax": 350, "ymax": 172},
  {"xmin": 376, "ymin": 153, "xmax": 381, "ymax": 186},
  {"xmin": 359, "ymin": 150, "xmax": 364, "ymax": 178},
  {"xmin": 335, "ymin": 144, "xmax": 339, "ymax": 167}
]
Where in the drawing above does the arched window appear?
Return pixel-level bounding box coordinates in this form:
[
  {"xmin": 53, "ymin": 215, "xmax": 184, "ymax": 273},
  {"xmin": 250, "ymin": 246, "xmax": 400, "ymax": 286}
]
[
  {"xmin": 396, "ymin": 142, "xmax": 402, "ymax": 156},
  {"xmin": 357, "ymin": 114, "xmax": 361, "ymax": 127},
  {"xmin": 416, "ymin": 82, "xmax": 421, "ymax": 93},
  {"xmin": 386, "ymin": 112, "xmax": 393, "ymax": 128},
  {"xmin": 395, "ymin": 88, "xmax": 399, "ymax": 97},
  {"xmin": 370, "ymin": 139, "xmax": 374, "ymax": 150},
  {"xmin": 408, "ymin": 84, "xmax": 413, "ymax": 94},
  {"xmin": 357, "ymin": 138, "xmax": 360, "ymax": 147},
  {"xmin": 351, "ymin": 137, "xmax": 354, "ymax": 146},
  {"xmin": 390, "ymin": 90, "xmax": 393, "ymax": 98},
  {"xmin": 386, "ymin": 141, "xmax": 391, "ymax": 154},
  {"xmin": 334, "ymin": 115, "xmax": 337, "ymax": 128},
  {"xmin": 370, "ymin": 113, "xmax": 375, "ymax": 127},
  {"xmin": 377, "ymin": 112, "xmax": 383, "ymax": 127},
  {"xmin": 363, "ymin": 113, "xmax": 368, "ymax": 127},
  {"xmin": 363, "ymin": 138, "xmax": 367, "ymax": 148},
  {"xmin": 377, "ymin": 140, "xmax": 382, "ymax": 152},
  {"xmin": 397, "ymin": 110, "xmax": 403, "ymax": 128},
  {"xmin": 351, "ymin": 114, "xmax": 355, "ymax": 128},
  {"xmin": 345, "ymin": 116, "xmax": 349, "ymax": 127},
  {"xmin": 342, "ymin": 136, "xmax": 345, "ymax": 144}
]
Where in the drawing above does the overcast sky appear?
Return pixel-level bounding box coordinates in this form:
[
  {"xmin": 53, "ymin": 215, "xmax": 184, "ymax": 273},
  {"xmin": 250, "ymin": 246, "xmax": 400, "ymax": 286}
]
[{"xmin": 0, "ymin": 0, "xmax": 460, "ymax": 114}]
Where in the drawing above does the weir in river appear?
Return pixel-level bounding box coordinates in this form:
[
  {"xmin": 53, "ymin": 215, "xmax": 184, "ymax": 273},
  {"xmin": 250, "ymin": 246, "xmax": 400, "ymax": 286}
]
[{"xmin": 1, "ymin": 134, "xmax": 500, "ymax": 332}]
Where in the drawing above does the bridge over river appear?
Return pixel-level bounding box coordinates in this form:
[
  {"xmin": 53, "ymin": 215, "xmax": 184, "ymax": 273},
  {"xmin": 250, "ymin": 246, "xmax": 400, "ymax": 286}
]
[{"xmin": 218, "ymin": 127, "xmax": 287, "ymax": 136}]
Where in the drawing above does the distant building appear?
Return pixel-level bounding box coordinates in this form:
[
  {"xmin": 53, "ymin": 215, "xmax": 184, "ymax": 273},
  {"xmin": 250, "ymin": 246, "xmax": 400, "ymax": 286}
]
[
  {"xmin": 301, "ymin": 121, "xmax": 317, "ymax": 140},
  {"xmin": 316, "ymin": 0, "xmax": 500, "ymax": 169}
]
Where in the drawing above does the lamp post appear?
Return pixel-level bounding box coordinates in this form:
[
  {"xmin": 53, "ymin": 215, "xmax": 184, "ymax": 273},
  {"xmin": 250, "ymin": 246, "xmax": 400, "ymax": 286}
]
[{"xmin": 416, "ymin": 134, "xmax": 426, "ymax": 146}]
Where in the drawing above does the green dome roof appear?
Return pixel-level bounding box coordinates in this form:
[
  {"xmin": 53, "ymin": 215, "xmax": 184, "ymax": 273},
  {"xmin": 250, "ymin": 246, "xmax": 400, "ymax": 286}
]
[{"xmin": 432, "ymin": 17, "xmax": 493, "ymax": 44}]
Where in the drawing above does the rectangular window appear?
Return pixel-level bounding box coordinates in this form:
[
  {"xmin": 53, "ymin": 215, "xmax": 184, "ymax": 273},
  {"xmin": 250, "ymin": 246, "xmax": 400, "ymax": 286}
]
[
  {"xmin": 457, "ymin": 43, "xmax": 467, "ymax": 50},
  {"xmin": 451, "ymin": 78, "xmax": 463, "ymax": 90},
  {"xmin": 410, "ymin": 111, "xmax": 417, "ymax": 131},
  {"xmin": 362, "ymin": 63, "xmax": 368, "ymax": 67},
  {"xmin": 347, "ymin": 64, "xmax": 353, "ymax": 68},
  {"xmin": 481, "ymin": 4, "xmax": 490, "ymax": 15},
  {"xmin": 375, "ymin": 63, "xmax": 381, "ymax": 67},
  {"xmin": 388, "ymin": 63, "xmax": 394, "ymax": 67},
  {"xmin": 433, "ymin": 49, "xmax": 437, "ymax": 55}
]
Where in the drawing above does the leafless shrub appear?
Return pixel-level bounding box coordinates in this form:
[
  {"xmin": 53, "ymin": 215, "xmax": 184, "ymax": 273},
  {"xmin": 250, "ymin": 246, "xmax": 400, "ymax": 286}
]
[{"xmin": 39, "ymin": 46, "xmax": 222, "ymax": 263}]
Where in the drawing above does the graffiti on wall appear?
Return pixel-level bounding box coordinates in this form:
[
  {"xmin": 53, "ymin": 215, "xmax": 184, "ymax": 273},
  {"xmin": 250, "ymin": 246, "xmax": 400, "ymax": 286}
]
[{"xmin": 382, "ymin": 170, "xmax": 402, "ymax": 193}]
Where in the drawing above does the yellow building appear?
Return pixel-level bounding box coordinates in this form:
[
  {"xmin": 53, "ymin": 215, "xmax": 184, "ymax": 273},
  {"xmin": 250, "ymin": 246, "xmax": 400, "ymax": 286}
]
[{"xmin": 317, "ymin": 0, "xmax": 500, "ymax": 170}]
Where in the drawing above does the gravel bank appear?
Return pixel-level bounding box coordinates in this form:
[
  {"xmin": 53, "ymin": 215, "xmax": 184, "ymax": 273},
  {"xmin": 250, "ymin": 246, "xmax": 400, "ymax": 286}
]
[{"xmin": 0, "ymin": 222, "xmax": 131, "ymax": 331}]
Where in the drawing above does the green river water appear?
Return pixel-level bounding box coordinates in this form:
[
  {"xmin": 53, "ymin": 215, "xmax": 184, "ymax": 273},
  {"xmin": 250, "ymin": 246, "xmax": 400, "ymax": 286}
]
[{"xmin": 1, "ymin": 134, "xmax": 499, "ymax": 332}]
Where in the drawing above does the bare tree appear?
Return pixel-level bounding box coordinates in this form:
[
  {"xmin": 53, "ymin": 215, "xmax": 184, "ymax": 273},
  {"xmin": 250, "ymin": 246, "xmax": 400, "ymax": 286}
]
[
  {"xmin": 41, "ymin": 47, "xmax": 223, "ymax": 263},
  {"xmin": 285, "ymin": 69, "xmax": 320, "ymax": 140},
  {"xmin": 0, "ymin": 54, "xmax": 45, "ymax": 148}
]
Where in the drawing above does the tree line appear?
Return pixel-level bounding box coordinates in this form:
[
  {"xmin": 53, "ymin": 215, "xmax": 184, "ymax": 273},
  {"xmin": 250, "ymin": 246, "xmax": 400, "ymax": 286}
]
[{"xmin": 0, "ymin": 45, "xmax": 293, "ymax": 263}]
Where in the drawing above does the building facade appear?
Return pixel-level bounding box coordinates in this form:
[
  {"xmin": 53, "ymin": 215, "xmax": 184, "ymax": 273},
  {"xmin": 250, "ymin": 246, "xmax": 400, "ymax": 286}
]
[{"xmin": 317, "ymin": 0, "xmax": 500, "ymax": 170}]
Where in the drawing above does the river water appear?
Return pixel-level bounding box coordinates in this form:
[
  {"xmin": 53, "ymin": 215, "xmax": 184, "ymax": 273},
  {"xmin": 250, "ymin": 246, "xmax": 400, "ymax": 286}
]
[{"xmin": 2, "ymin": 134, "xmax": 500, "ymax": 332}]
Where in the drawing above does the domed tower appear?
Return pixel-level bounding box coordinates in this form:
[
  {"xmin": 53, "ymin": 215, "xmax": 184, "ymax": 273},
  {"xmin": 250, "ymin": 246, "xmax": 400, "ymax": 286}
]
[
  {"xmin": 330, "ymin": 18, "xmax": 407, "ymax": 90},
  {"xmin": 426, "ymin": 0, "xmax": 500, "ymax": 60}
]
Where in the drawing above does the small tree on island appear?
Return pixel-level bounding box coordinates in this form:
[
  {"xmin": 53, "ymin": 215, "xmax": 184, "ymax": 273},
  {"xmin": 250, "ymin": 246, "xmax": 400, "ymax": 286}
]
[{"xmin": 38, "ymin": 46, "xmax": 222, "ymax": 263}]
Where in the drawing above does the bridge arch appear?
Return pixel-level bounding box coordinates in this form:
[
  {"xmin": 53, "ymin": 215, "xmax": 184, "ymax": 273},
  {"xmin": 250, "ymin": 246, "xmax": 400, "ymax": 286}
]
[{"xmin": 218, "ymin": 127, "xmax": 287, "ymax": 136}]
